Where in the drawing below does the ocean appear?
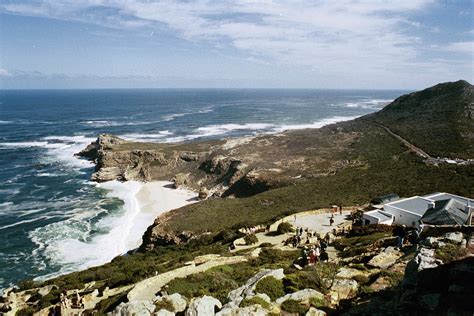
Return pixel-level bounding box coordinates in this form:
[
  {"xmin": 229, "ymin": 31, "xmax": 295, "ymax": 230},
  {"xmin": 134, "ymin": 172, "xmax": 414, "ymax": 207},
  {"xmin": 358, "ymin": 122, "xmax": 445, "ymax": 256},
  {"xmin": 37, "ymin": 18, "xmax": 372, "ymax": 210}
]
[{"xmin": 0, "ymin": 88, "xmax": 406, "ymax": 290}]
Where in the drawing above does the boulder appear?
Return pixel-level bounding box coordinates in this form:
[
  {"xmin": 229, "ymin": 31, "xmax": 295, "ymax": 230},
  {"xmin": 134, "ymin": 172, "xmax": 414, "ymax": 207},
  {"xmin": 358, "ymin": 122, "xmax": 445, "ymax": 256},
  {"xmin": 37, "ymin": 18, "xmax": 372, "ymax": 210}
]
[
  {"xmin": 367, "ymin": 246, "xmax": 402, "ymax": 269},
  {"xmin": 329, "ymin": 279, "xmax": 359, "ymax": 301},
  {"xmin": 415, "ymin": 247, "xmax": 442, "ymax": 271},
  {"xmin": 443, "ymin": 232, "xmax": 463, "ymax": 244},
  {"xmin": 180, "ymin": 151, "xmax": 200, "ymax": 162},
  {"xmin": 369, "ymin": 276, "xmax": 391, "ymax": 292},
  {"xmin": 173, "ymin": 173, "xmax": 190, "ymax": 188},
  {"xmin": 155, "ymin": 309, "xmax": 175, "ymax": 316},
  {"xmin": 306, "ymin": 307, "xmax": 327, "ymax": 316},
  {"xmin": 198, "ymin": 188, "xmax": 209, "ymax": 200},
  {"xmin": 185, "ymin": 296, "xmax": 222, "ymax": 316},
  {"xmin": 276, "ymin": 289, "xmax": 324, "ymax": 305},
  {"xmin": 37, "ymin": 285, "xmax": 58, "ymax": 297},
  {"xmin": 112, "ymin": 300, "xmax": 156, "ymax": 316},
  {"xmin": 227, "ymin": 269, "xmax": 285, "ymax": 306},
  {"xmin": 336, "ymin": 267, "xmax": 370, "ymax": 279}
]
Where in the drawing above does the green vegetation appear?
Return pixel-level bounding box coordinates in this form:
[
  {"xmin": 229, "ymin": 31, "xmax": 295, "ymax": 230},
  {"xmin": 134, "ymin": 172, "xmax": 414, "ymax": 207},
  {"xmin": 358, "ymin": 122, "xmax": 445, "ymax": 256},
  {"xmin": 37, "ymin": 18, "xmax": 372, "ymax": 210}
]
[
  {"xmin": 166, "ymin": 248, "xmax": 298, "ymax": 303},
  {"xmin": 161, "ymin": 119, "xmax": 474, "ymax": 235},
  {"xmin": 334, "ymin": 232, "xmax": 392, "ymax": 258},
  {"xmin": 240, "ymin": 296, "xmax": 271, "ymax": 309},
  {"xmin": 283, "ymin": 263, "xmax": 339, "ymax": 294},
  {"xmin": 435, "ymin": 243, "xmax": 468, "ymax": 264},
  {"xmin": 255, "ymin": 276, "xmax": 285, "ymax": 301},
  {"xmin": 277, "ymin": 222, "xmax": 294, "ymax": 234},
  {"xmin": 347, "ymin": 224, "xmax": 394, "ymax": 237},
  {"xmin": 167, "ymin": 263, "xmax": 257, "ymax": 303},
  {"xmin": 378, "ymin": 271, "xmax": 404, "ymax": 287},
  {"xmin": 244, "ymin": 234, "xmax": 258, "ymax": 245},
  {"xmin": 154, "ymin": 298, "xmax": 175, "ymax": 312},
  {"xmin": 309, "ymin": 296, "xmax": 329, "ymax": 309},
  {"xmin": 15, "ymin": 306, "xmax": 36, "ymax": 316},
  {"xmin": 368, "ymin": 80, "xmax": 474, "ymax": 159},
  {"xmin": 15, "ymin": 242, "xmax": 226, "ymax": 313},
  {"xmin": 280, "ymin": 299, "xmax": 309, "ymax": 314}
]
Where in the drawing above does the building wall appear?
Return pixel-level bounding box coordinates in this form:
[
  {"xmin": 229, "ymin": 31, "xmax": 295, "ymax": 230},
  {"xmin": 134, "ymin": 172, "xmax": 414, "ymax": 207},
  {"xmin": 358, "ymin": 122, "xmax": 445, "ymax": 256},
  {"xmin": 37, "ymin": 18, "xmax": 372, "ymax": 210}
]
[
  {"xmin": 384, "ymin": 205, "xmax": 421, "ymax": 227},
  {"xmin": 362, "ymin": 211, "xmax": 394, "ymax": 226},
  {"xmin": 362, "ymin": 213, "xmax": 380, "ymax": 225}
]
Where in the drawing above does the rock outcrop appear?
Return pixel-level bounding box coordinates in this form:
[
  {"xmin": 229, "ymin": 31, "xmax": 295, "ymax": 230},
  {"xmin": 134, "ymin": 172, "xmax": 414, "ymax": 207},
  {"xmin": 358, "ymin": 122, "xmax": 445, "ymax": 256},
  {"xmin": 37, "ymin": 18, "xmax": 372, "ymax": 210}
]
[{"xmin": 185, "ymin": 296, "xmax": 222, "ymax": 316}]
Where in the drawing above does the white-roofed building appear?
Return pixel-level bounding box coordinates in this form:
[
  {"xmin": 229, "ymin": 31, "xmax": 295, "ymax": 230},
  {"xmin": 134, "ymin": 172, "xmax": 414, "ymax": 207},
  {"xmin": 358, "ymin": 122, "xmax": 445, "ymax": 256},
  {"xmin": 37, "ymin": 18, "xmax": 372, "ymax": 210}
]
[{"xmin": 362, "ymin": 192, "xmax": 474, "ymax": 227}]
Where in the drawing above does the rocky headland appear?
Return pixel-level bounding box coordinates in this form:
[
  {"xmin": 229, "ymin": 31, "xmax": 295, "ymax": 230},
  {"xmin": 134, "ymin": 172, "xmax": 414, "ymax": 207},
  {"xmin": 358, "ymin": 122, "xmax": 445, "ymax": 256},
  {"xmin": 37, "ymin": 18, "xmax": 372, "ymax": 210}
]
[{"xmin": 3, "ymin": 80, "xmax": 473, "ymax": 315}]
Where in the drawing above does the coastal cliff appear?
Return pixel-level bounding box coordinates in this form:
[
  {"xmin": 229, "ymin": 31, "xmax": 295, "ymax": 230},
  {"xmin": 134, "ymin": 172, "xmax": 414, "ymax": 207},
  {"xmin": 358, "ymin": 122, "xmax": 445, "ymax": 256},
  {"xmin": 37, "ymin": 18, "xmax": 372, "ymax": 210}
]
[
  {"xmin": 4, "ymin": 80, "xmax": 474, "ymax": 315},
  {"xmin": 77, "ymin": 81, "xmax": 474, "ymax": 251}
]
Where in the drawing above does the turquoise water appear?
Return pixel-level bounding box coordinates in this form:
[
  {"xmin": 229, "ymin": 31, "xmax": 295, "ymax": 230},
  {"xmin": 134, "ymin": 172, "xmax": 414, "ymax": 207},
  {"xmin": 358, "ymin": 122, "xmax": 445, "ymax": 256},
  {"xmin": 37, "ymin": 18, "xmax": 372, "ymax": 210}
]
[{"xmin": 0, "ymin": 89, "xmax": 406, "ymax": 290}]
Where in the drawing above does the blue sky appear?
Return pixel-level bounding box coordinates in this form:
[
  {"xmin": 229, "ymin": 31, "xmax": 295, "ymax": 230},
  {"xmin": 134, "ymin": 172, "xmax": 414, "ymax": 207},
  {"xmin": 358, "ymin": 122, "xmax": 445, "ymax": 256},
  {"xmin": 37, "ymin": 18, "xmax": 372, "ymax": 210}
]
[{"xmin": 0, "ymin": 0, "xmax": 472, "ymax": 89}]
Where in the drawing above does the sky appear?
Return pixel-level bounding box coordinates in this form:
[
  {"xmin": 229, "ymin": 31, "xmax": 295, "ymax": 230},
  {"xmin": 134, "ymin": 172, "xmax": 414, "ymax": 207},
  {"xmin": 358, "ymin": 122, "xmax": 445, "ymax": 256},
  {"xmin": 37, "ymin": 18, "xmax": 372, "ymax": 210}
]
[{"xmin": 0, "ymin": 0, "xmax": 472, "ymax": 89}]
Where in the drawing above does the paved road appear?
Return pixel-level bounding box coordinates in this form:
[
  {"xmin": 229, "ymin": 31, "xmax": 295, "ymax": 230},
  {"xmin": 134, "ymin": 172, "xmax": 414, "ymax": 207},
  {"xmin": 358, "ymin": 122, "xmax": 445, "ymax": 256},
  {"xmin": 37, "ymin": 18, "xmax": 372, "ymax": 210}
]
[{"xmin": 293, "ymin": 211, "xmax": 352, "ymax": 236}]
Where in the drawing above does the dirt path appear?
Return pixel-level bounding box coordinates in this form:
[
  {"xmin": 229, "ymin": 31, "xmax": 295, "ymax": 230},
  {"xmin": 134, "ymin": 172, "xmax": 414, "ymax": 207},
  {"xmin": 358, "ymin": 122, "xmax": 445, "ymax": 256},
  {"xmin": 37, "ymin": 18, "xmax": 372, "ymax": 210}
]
[{"xmin": 363, "ymin": 120, "xmax": 432, "ymax": 159}]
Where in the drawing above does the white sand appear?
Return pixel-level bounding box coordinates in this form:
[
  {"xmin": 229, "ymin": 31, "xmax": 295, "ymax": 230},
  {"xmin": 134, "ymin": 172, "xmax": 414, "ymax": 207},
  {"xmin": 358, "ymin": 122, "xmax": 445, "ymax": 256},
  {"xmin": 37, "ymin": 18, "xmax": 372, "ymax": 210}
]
[{"xmin": 127, "ymin": 181, "xmax": 198, "ymax": 250}]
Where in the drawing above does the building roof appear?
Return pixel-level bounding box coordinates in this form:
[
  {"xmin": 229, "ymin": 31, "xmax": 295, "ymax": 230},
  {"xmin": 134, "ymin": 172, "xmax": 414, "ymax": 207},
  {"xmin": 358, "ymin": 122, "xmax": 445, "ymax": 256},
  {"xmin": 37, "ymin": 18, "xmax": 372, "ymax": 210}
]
[
  {"xmin": 370, "ymin": 193, "xmax": 400, "ymax": 205},
  {"xmin": 364, "ymin": 210, "xmax": 393, "ymax": 222},
  {"xmin": 421, "ymin": 199, "xmax": 470, "ymax": 225},
  {"xmin": 385, "ymin": 196, "xmax": 433, "ymax": 216},
  {"xmin": 422, "ymin": 192, "xmax": 474, "ymax": 206}
]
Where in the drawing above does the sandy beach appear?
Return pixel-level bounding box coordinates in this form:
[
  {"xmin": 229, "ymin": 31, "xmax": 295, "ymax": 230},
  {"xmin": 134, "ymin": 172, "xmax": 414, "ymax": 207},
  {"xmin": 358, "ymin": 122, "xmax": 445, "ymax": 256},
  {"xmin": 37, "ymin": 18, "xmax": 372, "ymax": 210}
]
[{"xmin": 127, "ymin": 181, "xmax": 198, "ymax": 249}]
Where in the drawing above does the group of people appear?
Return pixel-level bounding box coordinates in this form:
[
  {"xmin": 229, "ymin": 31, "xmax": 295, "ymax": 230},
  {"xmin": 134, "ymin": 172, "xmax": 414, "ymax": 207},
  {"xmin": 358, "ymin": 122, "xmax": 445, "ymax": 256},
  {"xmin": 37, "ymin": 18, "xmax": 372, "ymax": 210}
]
[
  {"xmin": 288, "ymin": 226, "xmax": 318, "ymax": 248},
  {"xmin": 393, "ymin": 224, "xmax": 423, "ymax": 249},
  {"xmin": 301, "ymin": 240, "xmax": 329, "ymax": 266}
]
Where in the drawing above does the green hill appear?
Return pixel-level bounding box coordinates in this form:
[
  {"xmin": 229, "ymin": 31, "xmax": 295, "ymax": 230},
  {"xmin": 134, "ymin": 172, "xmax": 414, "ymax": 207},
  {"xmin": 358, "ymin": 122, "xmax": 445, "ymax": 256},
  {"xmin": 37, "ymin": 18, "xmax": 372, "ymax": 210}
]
[{"xmin": 366, "ymin": 80, "xmax": 474, "ymax": 159}]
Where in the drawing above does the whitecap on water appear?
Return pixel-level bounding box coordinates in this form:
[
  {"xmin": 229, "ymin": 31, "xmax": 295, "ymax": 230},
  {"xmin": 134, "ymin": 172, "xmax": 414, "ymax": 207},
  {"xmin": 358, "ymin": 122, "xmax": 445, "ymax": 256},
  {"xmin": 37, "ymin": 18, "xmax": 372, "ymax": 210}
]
[
  {"xmin": 344, "ymin": 99, "xmax": 392, "ymax": 109},
  {"xmin": 274, "ymin": 116, "xmax": 358, "ymax": 132}
]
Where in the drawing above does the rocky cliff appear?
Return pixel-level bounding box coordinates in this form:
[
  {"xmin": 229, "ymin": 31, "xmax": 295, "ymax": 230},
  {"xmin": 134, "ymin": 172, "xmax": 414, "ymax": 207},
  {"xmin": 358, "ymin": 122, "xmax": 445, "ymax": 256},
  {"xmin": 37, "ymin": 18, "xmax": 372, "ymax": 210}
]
[
  {"xmin": 78, "ymin": 127, "xmax": 358, "ymax": 197},
  {"xmin": 78, "ymin": 80, "xmax": 474, "ymax": 251}
]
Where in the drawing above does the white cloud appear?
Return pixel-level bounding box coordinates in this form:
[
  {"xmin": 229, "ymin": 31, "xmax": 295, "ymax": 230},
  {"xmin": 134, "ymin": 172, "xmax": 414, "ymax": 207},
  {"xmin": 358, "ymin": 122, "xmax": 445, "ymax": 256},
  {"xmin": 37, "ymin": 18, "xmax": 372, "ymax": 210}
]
[
  {"xmin": 1, "ymin": 0, "xmax": 471, "ymax": 88},
  {"xmin": 0, "ymin": 68, "xmax": 10, "ymax": 77},
  {"xmin": 444, "ymin": 41, "xmax": 474, "ymax": 54}
]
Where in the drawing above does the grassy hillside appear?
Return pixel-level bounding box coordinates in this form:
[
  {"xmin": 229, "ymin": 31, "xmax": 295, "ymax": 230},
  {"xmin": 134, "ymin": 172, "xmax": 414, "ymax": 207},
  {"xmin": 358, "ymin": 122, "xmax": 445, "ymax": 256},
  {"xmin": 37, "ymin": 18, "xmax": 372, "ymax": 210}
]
[
  {"xmin": 366, "ymin": 80, "xmax": 474, "ymax": 159},
  {"xmin": 161, "ymin": 119, "xmax": 474, "ymax": 234}
]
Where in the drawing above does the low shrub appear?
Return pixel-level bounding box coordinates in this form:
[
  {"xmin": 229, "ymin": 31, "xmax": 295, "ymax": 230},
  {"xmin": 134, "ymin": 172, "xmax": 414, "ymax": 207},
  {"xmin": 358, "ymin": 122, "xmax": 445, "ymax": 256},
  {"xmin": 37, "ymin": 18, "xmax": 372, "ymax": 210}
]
[
  {"xmin": 282, "ymin": 275, "xmax": 300, "ymax": 293},
  {"xmin": 17, "ymin": 279, "xmax": 38, "ymax": 291},
  {"xmin": 286, "ymin": 262, "xmax": 339, "ymax": 294},
  {"xmin": 240, "ymin": 296, "xmax": 271, "ymax": 309},
  {"xmin": 333, "ymin": 232, "xmax": 391, "ymax": 257},
  {"xmin": 256, "ymin": 248, "xmax": 299, "ymax": 267},
  {"xmin": 255, "ymin": 276, "xmax": 285, "ymax": 301},
  {"xmin": 15, "ymin": 306, "xmax": 37, "ymax": 316},
  {"xmin": 309, "ymin": 296, "xmax": 328, "ymax": 308},
  {"xmin": 244, "ymin": 234, "xmax": 258, "ymax": 245},
  {"xmin": 347, "ymin": 224, "xmax": 394, "ymax": 237},
  {"xmin": 377, "ymin": 271, "xmax": 404, "ymax": 287},
  {"xmin": 435, "ymin": 243, "xmax": 467, "ymax": 264},
  {"xmin": 277, "ymin": 222, "xmax": 294, "ymax": 235},
  {"xmin": 213, "ymin": 229, "xmax": 244, "ymax": 243},
  {"xmin": 259, "ymin": 242, "xmax": 273, "ymax": 248},
  {"xmin": 280, "ymin": 299, "xmax": 309, "ymax": 314},
  {"xmin": 154, "ymin": 298, "xmax": 175, "ymax": 312}
]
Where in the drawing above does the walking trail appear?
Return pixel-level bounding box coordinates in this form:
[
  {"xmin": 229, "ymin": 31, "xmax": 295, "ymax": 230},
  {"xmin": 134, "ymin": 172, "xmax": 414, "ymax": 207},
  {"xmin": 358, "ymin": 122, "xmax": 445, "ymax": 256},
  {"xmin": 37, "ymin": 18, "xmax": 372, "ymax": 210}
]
[
  {"xmin": 127, "ymin": 208, "xmax": 355, "ymax": 303},
  {"xmin": 362, "ymin": 120, "xmax": 432, "ymax": 158}
]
